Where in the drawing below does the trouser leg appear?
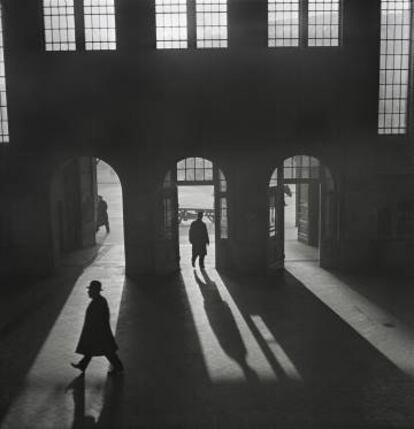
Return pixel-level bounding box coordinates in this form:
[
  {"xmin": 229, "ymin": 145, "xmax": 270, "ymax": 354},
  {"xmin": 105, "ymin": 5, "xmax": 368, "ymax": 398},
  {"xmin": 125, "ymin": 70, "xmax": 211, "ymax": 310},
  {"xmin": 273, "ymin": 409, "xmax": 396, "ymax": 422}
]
[
  {"xmin": 106, "ymin": 353, "xmax": 124, "ymax": 371},
  {"xmin": 191, "ymin": 248, "xmax": 197, "ymax": 267},
  {"xmin": 78, "ymin": 355, "xmax": 92, "ymax": 370},
  {"xmin": 199, "ymin": 254, "xmax": 205, "ymax": 268}
]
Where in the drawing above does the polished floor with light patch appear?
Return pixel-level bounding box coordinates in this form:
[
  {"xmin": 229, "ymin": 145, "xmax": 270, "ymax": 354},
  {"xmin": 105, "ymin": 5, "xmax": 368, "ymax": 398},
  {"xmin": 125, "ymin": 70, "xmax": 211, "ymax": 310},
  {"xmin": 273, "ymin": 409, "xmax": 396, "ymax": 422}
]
[{"xmin": 2, "ymin": 187, "xmax": 414, "ymax": 428}]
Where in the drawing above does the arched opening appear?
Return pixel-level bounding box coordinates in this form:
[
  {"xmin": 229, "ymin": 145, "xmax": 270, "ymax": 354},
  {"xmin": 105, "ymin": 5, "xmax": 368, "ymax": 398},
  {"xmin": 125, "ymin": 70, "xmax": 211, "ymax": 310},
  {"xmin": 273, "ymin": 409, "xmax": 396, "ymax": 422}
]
[
  {"xmin": 1, "ymin": 158, "xmax": 127, "ymax": 427},
  {"xmin": 95, "ymin": 159, "xmax": 124, "ymax": 251},
  {"xmin": 159, "ymin": 157, "xmax": 229, "ymax": 272},
  {"xmin": 50, "ymin": 157, "xmax": 124, "ymax": 266},
  {"xmin": 268, "ymin": 155, "xmax": 337, "ymax": 272}
]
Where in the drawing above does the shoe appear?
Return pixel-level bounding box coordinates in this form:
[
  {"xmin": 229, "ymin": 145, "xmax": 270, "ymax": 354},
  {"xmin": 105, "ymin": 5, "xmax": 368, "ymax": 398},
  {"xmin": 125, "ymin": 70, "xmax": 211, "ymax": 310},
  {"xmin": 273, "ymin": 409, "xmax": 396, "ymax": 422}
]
[{"xmin": 71, "ymin": 362, "xmax": 85, "ymax": 372}]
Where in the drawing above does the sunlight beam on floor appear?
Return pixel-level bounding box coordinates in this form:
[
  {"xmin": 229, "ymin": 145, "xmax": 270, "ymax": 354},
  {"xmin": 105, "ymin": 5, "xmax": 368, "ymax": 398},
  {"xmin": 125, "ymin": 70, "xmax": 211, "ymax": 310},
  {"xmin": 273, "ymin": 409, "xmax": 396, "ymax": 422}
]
[
  {"xmin": 286, "ymin": 261, "xmax": 414, "ymax": 378},
  {"xmin": 250, "ymin": 315, "xmax": 302, "ymax": 381},
  {"xmin": 182, "ymin": 267, "xmax": 277, "ymax": 383},
  {"xmin": 1, "ymin": 250, "xmax": 125, "ymax": 429}
]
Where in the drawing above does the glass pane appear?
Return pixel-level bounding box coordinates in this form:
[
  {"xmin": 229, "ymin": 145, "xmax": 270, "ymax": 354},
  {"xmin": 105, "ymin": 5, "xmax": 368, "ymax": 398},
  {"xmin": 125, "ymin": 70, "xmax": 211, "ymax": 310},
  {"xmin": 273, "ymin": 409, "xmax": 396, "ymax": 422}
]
[
  {"xmin": 0, "ymin": 5, "xmax": 8, "ymax": 143},
  {"xmin": 43, "ymin": 0, "xmax": 77, "ymax": 51},
  {"xmin": 378, "ymin": 0, "xmax": 411, "ymax": 134},
  {"xmin": 308, "ymin": 0, "xmax": 341, "ymax": 47},
  {"xmin": 196, "ymin": 0, "xmax": 228, "ymax": 48},
  {"xmin": 156, "ymin": 0, "xmax": 188, "ymax": 50},
  {"xmin": 268, "ymin": 0, "xmax": 300, "ymax": 48},
  {"xmin": 177, "ymin": 157, "xmax": 214, "ymax": 183},
  {"xmin": 205, "ymin": 168, "xmax": 213, "ymax": 181}
]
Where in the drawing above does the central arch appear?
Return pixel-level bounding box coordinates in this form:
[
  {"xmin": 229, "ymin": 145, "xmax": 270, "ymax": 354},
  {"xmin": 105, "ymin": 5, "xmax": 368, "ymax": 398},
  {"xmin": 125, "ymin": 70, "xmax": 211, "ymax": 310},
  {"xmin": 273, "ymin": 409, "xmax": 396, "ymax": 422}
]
[{"xmin": 157, "ymin": 157, "xmax": 229, "ymax": 273}]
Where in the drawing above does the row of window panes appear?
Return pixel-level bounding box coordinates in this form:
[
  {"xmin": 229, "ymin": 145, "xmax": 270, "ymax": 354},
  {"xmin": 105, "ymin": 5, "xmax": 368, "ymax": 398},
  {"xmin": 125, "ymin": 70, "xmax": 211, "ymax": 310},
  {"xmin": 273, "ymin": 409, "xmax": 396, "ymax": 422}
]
[
  {"xmin": 269, "ymin": 157, "xmax": 320, "ymax": 183},
  {"xmin": 43, "ymin": 0, "xmax": 342, "ymax": 51},
  {"xmin": 268, "ymin": 0, "xmax": 341, "ymax": 48},
  {"xmin": 34, "ymin": 0, "xmax": 414, "ymax": 137},
  {"xmin": 177, "ymin": 157, "xmax": 213, "ymax": 182},
  {"xmin": 176, "ymin": 159, "xmax": 230, "ymax": 190},
  {"xmin": 43, "ymin": 0, "xmax": 116, "ymax": 51},
  {"xmin": 155, "ymin": 0, "xmax": 188, "ymax": 48},
  {"xmin": 156, "ymin": 0, "xmax": 227, "ymax": 49}
]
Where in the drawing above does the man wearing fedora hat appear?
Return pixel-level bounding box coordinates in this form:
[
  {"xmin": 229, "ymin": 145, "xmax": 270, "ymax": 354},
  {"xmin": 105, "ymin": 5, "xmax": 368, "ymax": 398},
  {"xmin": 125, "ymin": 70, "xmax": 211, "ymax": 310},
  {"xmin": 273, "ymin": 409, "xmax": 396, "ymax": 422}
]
[{"xmin": 71, "ymin": 280, "xmax": 124, "ymax": 375}]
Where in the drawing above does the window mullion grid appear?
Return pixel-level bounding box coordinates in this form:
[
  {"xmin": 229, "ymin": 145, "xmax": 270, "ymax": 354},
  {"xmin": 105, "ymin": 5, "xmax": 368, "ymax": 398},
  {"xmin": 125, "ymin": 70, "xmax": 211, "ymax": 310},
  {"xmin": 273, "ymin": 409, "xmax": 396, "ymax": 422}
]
[
  {"xmin": 378, "ymin": 0, "xmax": 411, "ymax": 134},
  {"xmin": 0, "ymin": 5, "xmax": 8, "ymax": 143},
  {"xmin": 301, "ymin": 0, "xmax": 308, "ymax": 47},
  {"xmin": 187, "ymin": 0, "xmax": 197, "ymax": 48},
  {"xmin": 393, "ymin": 7, "xmax": 399, "ymax": 131},
  {"xmin": 407, "ymin": 0, "xmax": 414, "ymax": 134},
  {"xmin": 74, "ymin": 0, "xmax": 85, "ymax": 50}
]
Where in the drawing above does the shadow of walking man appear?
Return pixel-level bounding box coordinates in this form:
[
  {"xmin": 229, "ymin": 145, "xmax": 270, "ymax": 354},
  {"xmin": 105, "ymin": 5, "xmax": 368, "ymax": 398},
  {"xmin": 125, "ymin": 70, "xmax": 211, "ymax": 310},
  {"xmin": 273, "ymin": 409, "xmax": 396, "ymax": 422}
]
[
  {"xmin": 66, "ymin": 374, "xmax": 97, "ymax": 429},
  {"xmin": 194, "ymin": 269, "xmax": 259, "ymax": 383},
  {"xmin": 66, "ymin": 373, "xmax": 125, "ymax": 429}
]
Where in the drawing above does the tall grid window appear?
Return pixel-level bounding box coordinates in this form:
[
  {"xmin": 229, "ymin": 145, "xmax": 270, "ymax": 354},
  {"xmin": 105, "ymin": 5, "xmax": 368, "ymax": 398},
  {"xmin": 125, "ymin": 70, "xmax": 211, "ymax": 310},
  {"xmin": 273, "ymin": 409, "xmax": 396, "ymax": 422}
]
[
  {"xmin": 43, "ymin": 0, "xmax": 76, "ymax": 51},
  {"xmin": 0, "ymin": 6, "xmax": 8, "ymax": 143},
  {"xmin": 196, "ymin": 0, "xmax": 228, "ymax": 48},
  {"xmin": 84, "ymin": 0, "xmax": 117, "ymax": 50},
  {"xmin": 378, "ymin": 0, "xmax": 412, "ymax": 135},
  {"xmin": 268, "ymin": 0, "xmax": 300, "ymax": 47},
  {"xmin": 177, "ymin": 157, "xmax": 213, "ymax": 182},
  {"xmin": 308, "ymin": 0, "xmax": 340, "ymax": 47},
  {"xmin": 156, "ymin": 0, "xmax": 188, "ymax": 49}
]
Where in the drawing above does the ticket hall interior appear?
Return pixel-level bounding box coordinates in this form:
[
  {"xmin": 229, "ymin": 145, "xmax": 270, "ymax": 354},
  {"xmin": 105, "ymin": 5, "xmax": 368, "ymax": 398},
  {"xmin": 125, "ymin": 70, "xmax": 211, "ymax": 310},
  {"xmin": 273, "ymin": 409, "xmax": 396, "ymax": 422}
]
[{"xmin": 2, "ymin": 1, "xmax": 414, "ymax": 428}]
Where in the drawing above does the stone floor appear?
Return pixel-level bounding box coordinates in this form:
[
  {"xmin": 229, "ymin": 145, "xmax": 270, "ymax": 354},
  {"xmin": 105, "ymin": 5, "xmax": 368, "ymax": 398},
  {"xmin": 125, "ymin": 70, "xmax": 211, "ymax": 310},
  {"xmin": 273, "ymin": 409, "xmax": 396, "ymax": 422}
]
[{"xmin": 2, "ymin": 187, "xmax": 414, "ymax": 428}]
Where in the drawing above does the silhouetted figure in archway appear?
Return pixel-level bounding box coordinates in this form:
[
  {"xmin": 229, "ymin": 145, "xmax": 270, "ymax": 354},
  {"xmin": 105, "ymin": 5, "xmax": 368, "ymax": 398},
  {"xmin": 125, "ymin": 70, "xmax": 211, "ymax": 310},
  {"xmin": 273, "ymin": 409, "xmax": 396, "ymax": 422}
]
[
  {"xmin": 71, "ymin": 281, "xmax": 124, "ymax": 375},
  {"xmin": 189, "ymin": 211, "xmax": 210, "ymax": 269},
  {"xmin": 96, "ymin": 195, "xmax": 110, "ymax": 233}
]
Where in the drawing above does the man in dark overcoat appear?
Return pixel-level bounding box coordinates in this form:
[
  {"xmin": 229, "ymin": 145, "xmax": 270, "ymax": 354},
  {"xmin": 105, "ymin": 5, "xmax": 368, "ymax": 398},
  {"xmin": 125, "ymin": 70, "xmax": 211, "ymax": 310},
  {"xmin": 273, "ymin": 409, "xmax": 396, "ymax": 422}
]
[
  {"xmin": 71, "ymin": 280, "xmax": 124, "ymax": 374},
  {"xmin": 189, "ymin": 211, "xmax": 210, "ymax": 269}
]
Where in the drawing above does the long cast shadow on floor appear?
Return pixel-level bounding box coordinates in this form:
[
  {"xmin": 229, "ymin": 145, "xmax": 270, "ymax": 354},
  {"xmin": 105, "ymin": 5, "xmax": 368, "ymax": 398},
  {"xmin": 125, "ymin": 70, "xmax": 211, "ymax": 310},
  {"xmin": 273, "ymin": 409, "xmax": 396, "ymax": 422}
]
[
  {"xmin": 0, "ymin": 243, "xmax": 106, "ymax": 422},
  {"xmin": 218, "ymin": 270, "xmax": 414, "ymax": 428},
  {"xmin": 98, "ymin": 269, "xmax": 414, "ymax": 429},
  {"xmin": 194, "ymin": 269, "xmax": 259, "ymax": 384}
]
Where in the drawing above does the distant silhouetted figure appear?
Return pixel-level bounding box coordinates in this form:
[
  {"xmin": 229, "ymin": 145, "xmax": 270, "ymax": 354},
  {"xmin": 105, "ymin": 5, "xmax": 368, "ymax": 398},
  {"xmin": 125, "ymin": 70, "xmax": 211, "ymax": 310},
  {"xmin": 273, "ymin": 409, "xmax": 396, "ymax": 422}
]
[
  {"xmin": 189, "ymin": 211, "xmax": 210, "ymax": 269},
  {"xmin": 96, "ymin": 195, "xmax": 110, "ymax": 233},
  {"xmin": 71, "ymin": 281, "xmax": 124, "ymax": 375}
]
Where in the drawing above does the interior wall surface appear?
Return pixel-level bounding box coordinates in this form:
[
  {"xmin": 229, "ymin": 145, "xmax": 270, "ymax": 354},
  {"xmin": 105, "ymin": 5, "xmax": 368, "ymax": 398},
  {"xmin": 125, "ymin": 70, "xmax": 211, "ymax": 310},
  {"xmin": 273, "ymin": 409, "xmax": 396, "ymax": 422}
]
[
  {"xmin": 50, "ymin": 157, "xmax": 97, "ymax": 268},
  {"xmin": 1, "ymin": 0, "xmax": 414, "ymax": 278}
]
